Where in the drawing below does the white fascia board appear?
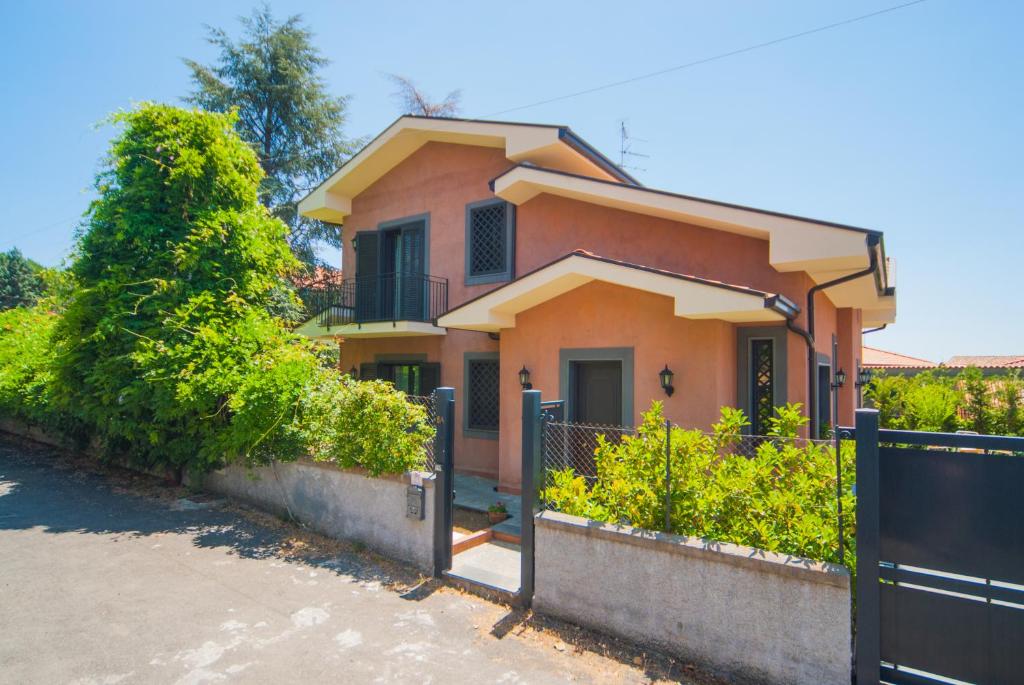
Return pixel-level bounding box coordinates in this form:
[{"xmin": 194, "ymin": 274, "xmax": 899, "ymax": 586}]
[
  {"xmin": 437, "ymin": 255, "xmax": 780, "ymax": 332},
  {"xmin": 492, "ymin": 167, "xmax": 873, "ymax": 274},
  {"xmin": 298, "ymin": 118, "xmax": 563, "ymax": 222}
]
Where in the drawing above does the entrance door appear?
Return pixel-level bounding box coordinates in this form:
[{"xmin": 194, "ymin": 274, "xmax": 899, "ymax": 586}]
[
  {"xmin": 568, "ymin": 361, "xmax": 623, "ymax": 476},
  {"xmin": 380, "ymin": 221, "xmax": 425, "ymax": 321},
  {"xmin": 571, "ymin": 360, "xmax": 623, "ymax": 425}
]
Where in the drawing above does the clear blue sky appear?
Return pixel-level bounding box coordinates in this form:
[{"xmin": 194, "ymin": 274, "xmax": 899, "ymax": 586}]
[{"xmin": 1, "ymin": 0, "xmax": 1020, "ymax": 362}]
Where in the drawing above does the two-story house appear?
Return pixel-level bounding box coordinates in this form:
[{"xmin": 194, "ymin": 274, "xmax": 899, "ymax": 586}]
[{"xmin": 297, "ymin": 116, "xmax": 897, "ymax": 493}]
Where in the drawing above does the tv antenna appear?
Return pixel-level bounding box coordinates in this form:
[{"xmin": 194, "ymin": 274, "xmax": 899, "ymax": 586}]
[{"xmin": 619, "ymin": 120, "xmax": 649, "ymax": 173}]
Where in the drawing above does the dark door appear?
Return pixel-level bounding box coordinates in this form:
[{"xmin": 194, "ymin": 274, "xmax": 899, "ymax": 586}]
[
  {"xmin": 571, "ymin": 361, "xmax": 622, "ymax": 425},
  {"xmin": 379, "ymin": 221, "xmax": 425, "ymax": 321},
  {"xmin": 568, "ymin": 361, "xmax": 623, "ymax": 476},
  {"xmin": 399, "ymin": 223, "xmax": 425, "ymax": 320}
]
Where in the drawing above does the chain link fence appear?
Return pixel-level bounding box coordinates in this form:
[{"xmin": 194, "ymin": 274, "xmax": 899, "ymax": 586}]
[
  {"xmin": 406, "ymin": 393, "xmax": 437, "ymax": 472},
  {"xmin": 541, "ymin": 419, "xmax": 830, "ymax": 485},
  {"xmin": 540, "ymin": 416, "xmax": 847, "ymax": 563}
]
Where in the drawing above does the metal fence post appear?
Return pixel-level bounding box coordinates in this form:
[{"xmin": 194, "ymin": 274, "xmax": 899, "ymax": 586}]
[
  {"xmin": 855, "ymin": 408, "xmax": 880, "ymax": 685},
  {"xmin": 664, "ymin": 418, "xmax": 672, "ymax": 533},
  {"xmin": 520, "ymin": 389, "xmax": 542, "ymax": 608},
  {"xmin": 432, "ymin": 387, "xmax": 455, "ymax": 578}
]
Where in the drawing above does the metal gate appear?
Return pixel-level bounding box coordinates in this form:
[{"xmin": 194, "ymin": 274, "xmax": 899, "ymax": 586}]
[{"xmin": 852, "ymin": 409, "xmax": 1024, "ymax": 684}]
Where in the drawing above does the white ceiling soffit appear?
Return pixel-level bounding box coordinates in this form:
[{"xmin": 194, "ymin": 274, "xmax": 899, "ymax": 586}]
[
  {"xmin": 297, "ymin": 118, "xmax": 621, "ymax": 223},
  {"xmin": 437, "ymin": 253, "xmax": 785, "ymax": 333},
  {"xmin": 491, "ymin": 166, "xmax": 876, "ymax": 274}
]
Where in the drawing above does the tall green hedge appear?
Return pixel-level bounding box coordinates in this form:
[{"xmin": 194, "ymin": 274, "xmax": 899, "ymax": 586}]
[{"xmin": 0, "ymin": 104, "xmax": 431, "ymax": 476}]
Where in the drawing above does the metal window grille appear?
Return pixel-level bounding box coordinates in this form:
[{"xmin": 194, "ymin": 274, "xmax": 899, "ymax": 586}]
[
  {"xmin": 466, "ymin": 360, "xmax": 500, "ymax": 431},
  {"xmin": 751, "ymin": 339, "xmax": 774, "ymax": 436},
  {"xmin": 468, "ymin": 203, "xmax": 508, "ymax": 276}
]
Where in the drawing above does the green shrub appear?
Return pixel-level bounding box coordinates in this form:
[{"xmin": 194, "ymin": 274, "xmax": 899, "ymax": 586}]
[
  {"xmin": 0, "ymin": 104, "xmax": 431, "ymax": 478},
  {"xmin": 866, "ymin": 368, "xmax": 1024, "ymax": 436},
  {"xmin": 0, "ymin": 306, "xmax": 60, "ymax": 429},
  {"xmin": 542, "ymin": 401, "xmax": 855, "ymax": 570}
]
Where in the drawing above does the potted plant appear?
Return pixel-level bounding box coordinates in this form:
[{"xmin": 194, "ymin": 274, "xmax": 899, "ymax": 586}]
[{"xmin": 487, "ymin": 501, "xmax": 508, "ymax": 524}]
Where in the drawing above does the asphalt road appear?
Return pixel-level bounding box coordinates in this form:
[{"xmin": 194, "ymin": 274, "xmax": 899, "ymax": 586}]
[{"xmin": 0, "ymin": 436, "xmax": 711, "ymax": 685}]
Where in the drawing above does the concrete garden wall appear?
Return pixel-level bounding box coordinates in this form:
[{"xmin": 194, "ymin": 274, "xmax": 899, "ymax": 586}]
[
  {"xmin": 0, "ymin": 418, "xmax": 436, "ymax": 572},
  {"xmin": 195, "ymin": 460, "xmax": 436, "ymax": 572},
  {"xmin": 534, "ymin": 510, "xmax": 851, "ymax": 685}
]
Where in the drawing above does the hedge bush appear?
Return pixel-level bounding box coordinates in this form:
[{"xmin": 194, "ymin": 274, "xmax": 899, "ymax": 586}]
[
  {"xmin": 0, "ymin": 104, "xmax": 431, "ymax": 476},
  {"xmin": 866, "ymin": 369, "xmax": 1024, "ymax": 435},
  {"xmin": 543, "ymin": 402, "xmax": 855, "ymax": 569}
]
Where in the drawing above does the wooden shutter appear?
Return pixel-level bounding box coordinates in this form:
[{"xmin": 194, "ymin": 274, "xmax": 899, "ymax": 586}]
[
  {"xmin": 359, "ymin": 362, "xmax": 378, "ymax": 381},
  {"xmin": 355, "ymin": 231, "xmax": 379, "ymax": 321},
  {"xmin": 400, "ymin": 223, "xmax": 425, "ymax": 320}
]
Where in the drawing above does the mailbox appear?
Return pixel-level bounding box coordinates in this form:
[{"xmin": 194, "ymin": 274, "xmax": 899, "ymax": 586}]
[{"xmin": 406, "ymin": 484, "xmax": 425, "ymax": 520}]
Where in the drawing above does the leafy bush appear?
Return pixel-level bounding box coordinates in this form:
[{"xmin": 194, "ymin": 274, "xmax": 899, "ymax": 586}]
[
  {"xmin": 0, "ymin": 104, "xmax": 431, "ymax": 477},
  {"xmin": 865, "ymin": 368, "xmax": 1024, "ymax": 436},
  {"xmin": 543, "ymin": 401, "xmax": 855, "ymax": 570},
  {"xmin": 0, "ymin": 307, "xmax": 62, "ymax": 430}
]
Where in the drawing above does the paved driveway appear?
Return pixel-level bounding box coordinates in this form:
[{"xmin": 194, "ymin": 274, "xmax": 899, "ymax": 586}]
[{"xmin": 0, "ymin": 437, "xmax": 714, "ymax": 685}]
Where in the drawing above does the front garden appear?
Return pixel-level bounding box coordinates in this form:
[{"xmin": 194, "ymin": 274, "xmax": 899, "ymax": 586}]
[{"xmin": 543, "ymin": 401, "xmax": 855, "ymax": 571}]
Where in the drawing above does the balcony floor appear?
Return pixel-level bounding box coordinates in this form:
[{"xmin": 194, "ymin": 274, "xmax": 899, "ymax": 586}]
[{"xmin": 295, "ymin": 318, "xmax": 446, "ymax": 339}]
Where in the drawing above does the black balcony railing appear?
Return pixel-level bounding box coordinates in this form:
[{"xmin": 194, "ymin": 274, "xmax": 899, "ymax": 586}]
[{"xmin": 300, "ymin": 272, "xmax": 448, "ymax": 328}]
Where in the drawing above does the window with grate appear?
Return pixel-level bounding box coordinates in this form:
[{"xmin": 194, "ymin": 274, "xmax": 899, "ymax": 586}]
[
  {"xmin": 466, "ymin": 200, "xmax": 514, "ymax": 284},
  {"xmin": 751, "ymin": 339, "xmax": 774, "ymax": 436},
  {"xmin": 466, "ymin": 359, "xmax": 500, "ymax": 433}
]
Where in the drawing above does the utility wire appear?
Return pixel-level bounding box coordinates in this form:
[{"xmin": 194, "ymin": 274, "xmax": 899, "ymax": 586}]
[{"xmin": 482, "ymin": 0, "xmax": 928, "ymax": 118}]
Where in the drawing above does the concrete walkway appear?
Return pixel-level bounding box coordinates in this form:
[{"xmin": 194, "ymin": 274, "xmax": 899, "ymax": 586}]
[
  {"xmin": 454, "ymin": 473, "xmax": 521, "ymax": 537},
  {"xmin": 0, "ymin": 436, "xmax": 717, "ymax": 685}
]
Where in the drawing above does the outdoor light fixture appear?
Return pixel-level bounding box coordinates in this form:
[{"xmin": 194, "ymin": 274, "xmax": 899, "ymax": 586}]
[
  {"xmin": 833, "ymin": 367, "xmax": 847, "ymax": 389},
  {"xmin": 659, "ymin": 365, "xmax": 675, "ymax": 397},
  {"xmin": 856, "ymin": 366, "xmax": 873, "ymax": 387},
  {"xmin": 518, "ymin": 365, "xmax": 532, "ymax": 390},
  {"xmin": 348, "ymin": 366, "xmax": 358, "ymax": 378}
]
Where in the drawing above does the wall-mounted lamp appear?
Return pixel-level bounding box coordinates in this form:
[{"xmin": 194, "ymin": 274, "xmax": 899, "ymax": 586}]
[
  {"xmin": 659, "ymin": 365, "xmax": 675, "ymax": 397},
  {"xmin": 856, "ymin": 367, "xmax": 873, "ymax": 388},
  {"xmin": 832, "ymin": 367, "xmax": 847, "ymax": 390},
  {"xmin": 348, "ymin": 366, "xmax": 358, "ymax": 379},
  {"xmin": 518, "ymin": 365, "xmax": 532, "ymax": 390}
]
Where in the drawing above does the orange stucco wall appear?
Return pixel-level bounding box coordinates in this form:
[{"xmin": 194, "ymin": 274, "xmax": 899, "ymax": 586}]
[
  {"xmin": 331, "ymin": 141, "xmax": 867, "ymax": 486},
  {"xmin": 499, "ymin": 280, "xmax": 736, "ymax": 491}
]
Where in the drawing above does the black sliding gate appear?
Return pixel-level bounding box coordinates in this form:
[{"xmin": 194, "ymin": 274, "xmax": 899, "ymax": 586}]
[{"xmin": 852, "ymin": 409, "xmax": 1024, "ymax": 685}]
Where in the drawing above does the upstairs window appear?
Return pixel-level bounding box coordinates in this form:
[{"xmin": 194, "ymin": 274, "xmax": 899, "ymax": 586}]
[{"xmin": 465, "ymin": 199, "xmax": 515, "ymax": 285}]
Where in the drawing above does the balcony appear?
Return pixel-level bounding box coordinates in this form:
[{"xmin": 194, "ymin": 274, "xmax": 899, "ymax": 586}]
[{"xmin": 297, "ymin": 273, "xmax": 449, "ymax": 339}]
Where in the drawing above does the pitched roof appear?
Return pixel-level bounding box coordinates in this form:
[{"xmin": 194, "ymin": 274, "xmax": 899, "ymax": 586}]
[
  {"xmin": 437, "ymin": 250, "xmax": 798, "ymax": 333},
  {"xmin": 862, "ymin": 346, "xmax": 936, "ymax": 369},
  {"xmin": 298, "ymin": 116, "xmax": 637, "ymax": 223},
  {"xmin": 944, "ymin": 355, "xmax": 1024, "ymax": 369}
]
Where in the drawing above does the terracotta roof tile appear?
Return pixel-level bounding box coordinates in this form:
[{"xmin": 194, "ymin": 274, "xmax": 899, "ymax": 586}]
[
  {"xmin": 944, "ymin": 355, "xmax": 1024, "ymax": 369},
  {"xmin": 862, "ymin": 346, "xmax": 937, "ymax": 369}
]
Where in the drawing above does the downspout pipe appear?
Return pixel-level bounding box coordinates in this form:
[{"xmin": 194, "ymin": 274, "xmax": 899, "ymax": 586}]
[
  {"xmin": 862, "ymin": 324, "xmax": 887, "ymax": 335},
  {"xmin": 794, "ymin": 234, "xmax": 881, "ymax": 438}
]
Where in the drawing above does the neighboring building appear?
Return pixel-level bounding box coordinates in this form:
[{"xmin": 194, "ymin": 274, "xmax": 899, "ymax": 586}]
[
  {"xmin": 945, "ymin": 356, "xmax": 1024, "ymax": 372},
  {"xmin": 862, "ymin": 346, "xmax": 937, "ymax": 373},
  {"xmin": 863, "ymin": 348, "xmax": 1024, "ymax": 377},
  {"xmin": 298, "ymin": 116, "xmax": 897, "ymax": 491}
]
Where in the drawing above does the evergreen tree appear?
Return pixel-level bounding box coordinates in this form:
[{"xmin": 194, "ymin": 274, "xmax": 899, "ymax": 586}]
[
  {"xmin": 0, "ymin": 248, "xmax": 45, "ymax": 311},
  {"xmin": 184, "ymin": 5, "xmax": 360, "ymax": 266}
]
